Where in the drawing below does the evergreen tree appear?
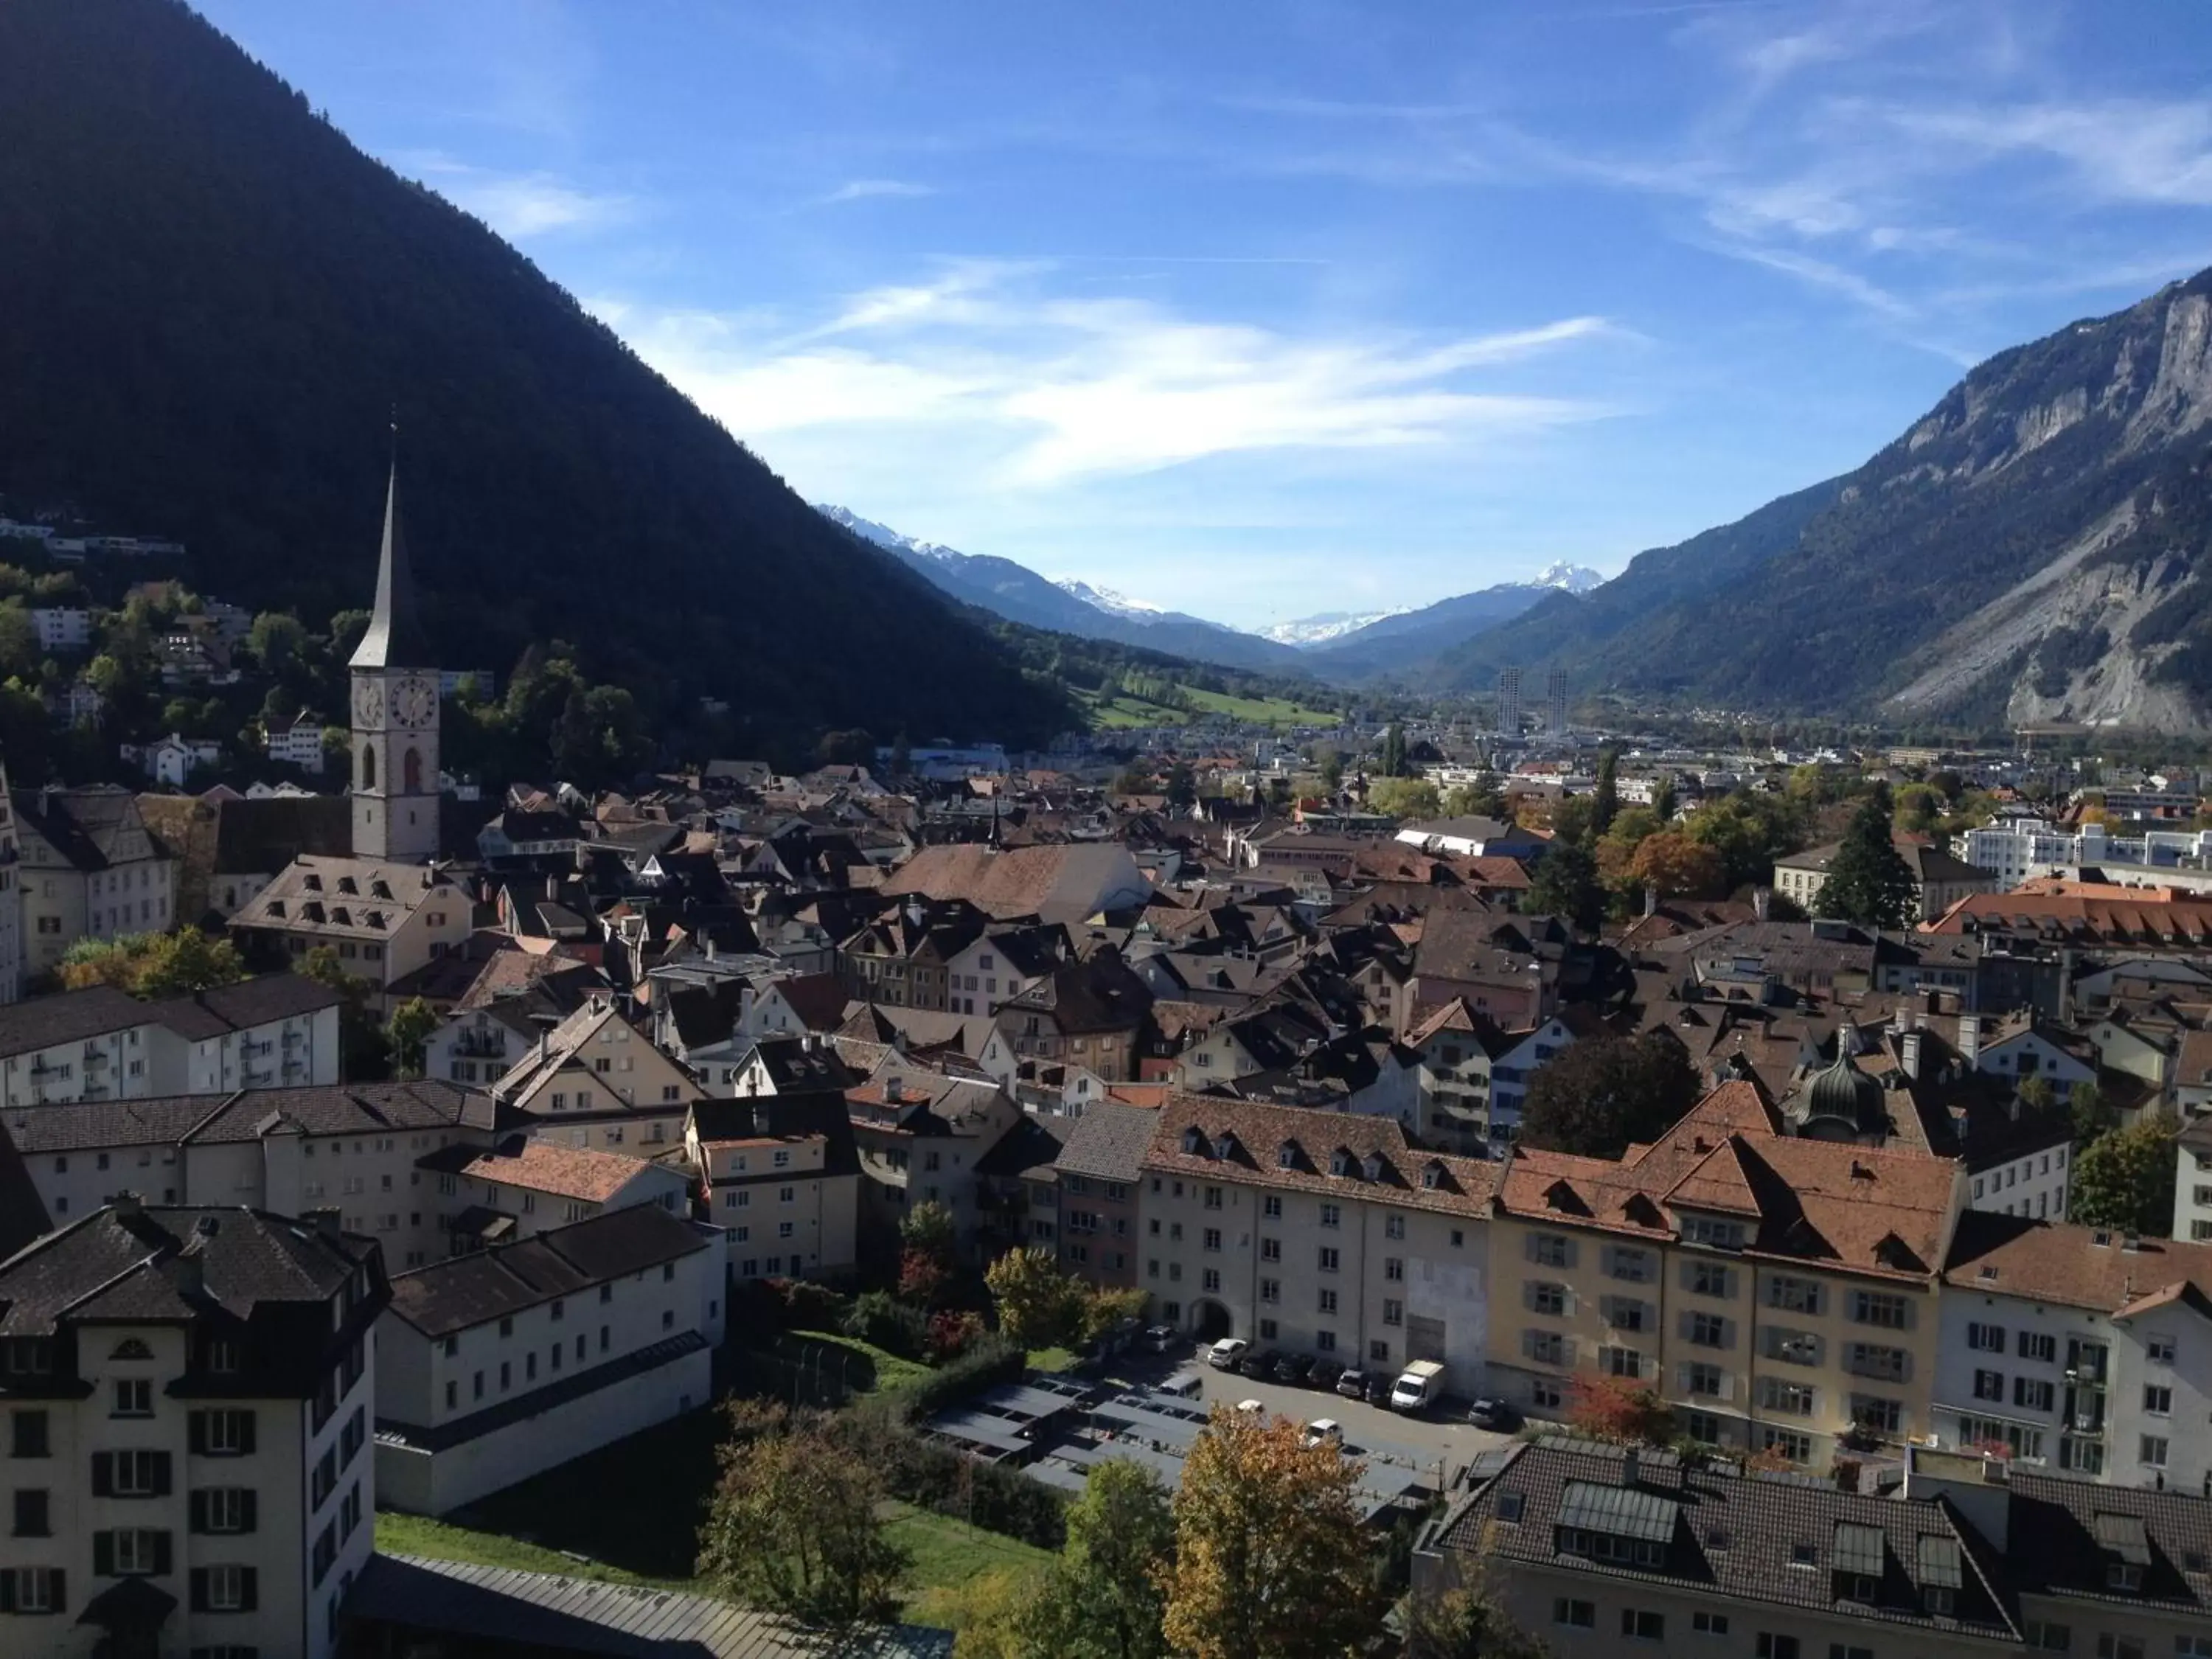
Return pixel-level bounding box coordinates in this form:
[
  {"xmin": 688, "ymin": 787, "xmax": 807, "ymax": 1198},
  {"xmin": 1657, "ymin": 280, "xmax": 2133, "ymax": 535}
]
[
  {"xmin": 1523, "ymin": 842, "xmax": 1604, "ymax": 933},
  {"xmin": 1815, "ymin": 798, "xmax": 1919, "ymax": 928},
  {"xmin": 1590, "ymin": 748, "xmax": 1618, "ymax": 838},
  {"xmin": 1381, "ymin": 722, "xmax": 1408, "ymax": 779}
]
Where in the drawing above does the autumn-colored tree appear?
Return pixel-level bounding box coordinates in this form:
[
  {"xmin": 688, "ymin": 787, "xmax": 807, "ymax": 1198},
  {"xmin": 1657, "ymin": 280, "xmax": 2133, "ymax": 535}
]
[
  {"xmin": 1023, "ymin": 1456, "xmax": 1175, "ymax": 1659},
  {"xmin": 926, "ymin": 1310, "xmax": 985, "ymax": 1363},
  {"xmin": 1564, "ymin": 1374, "xmax": 1674, "ymax": 1446},
  {"xmin": 984, "ymin": 1246, "xmax": 1085, "ymax": 1349},
  {"xmin": 1624, "ymin": 830, "xmax": 1727, "ymax": 900},
  {"xmin": 1403, "ymin": 1568, "xmax": 1548, "ymax": 1659},
  {"xmin": 1080, "ymin": 1286, "xmax": 1150, "ymax": 1344},
  {"xmin": 1161, "ymin": 1404, "xmax": 1384, "ymax": 1659},
  {"xmin": 60, "ymin": 928, "xmax": 247, "ymax": 996},
  {"xmin": 695, "ymin": 1399, "xmax": 908, "ymax": 1628},
  {"xmin": 915, "ymin": 1565, "xmax": 1040, "ymax": 1659},
  {"xmin": 899, "ymin": 1248, "xmax": 949, "ymax": 1308},
  {"xmin": 899, "ymin": 1198, "xmax": 959, "ymax": 1307}
]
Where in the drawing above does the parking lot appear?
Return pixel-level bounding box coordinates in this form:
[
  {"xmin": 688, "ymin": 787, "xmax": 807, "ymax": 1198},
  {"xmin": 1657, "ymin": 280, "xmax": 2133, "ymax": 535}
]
[{"xmin": 1097, "ymin": 1342, "xmax": 1517, "ymax": 1486}]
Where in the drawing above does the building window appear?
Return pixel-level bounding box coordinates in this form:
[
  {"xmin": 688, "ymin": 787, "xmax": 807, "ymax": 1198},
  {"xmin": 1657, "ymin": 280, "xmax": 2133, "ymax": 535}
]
[
  {"xmin": 2144, "ymin": 1385, "xmax": 2173, "ymax": 1416},
  {"xmin": 1383, "ymin": 1299, "xmax": 1403, "ymax": 1326},
  {"xmin": 1552, "ymin": 1599, "xmax": 1594, "ymax": 1629},
  {"xmin": 1385, "ymin": 1214, "xmax": 1405, "ymax": 1240},
  {"xmin": 1529, "ymin": 1282, "xmax": 1565, "ymax": 1315},
  {"xmin": 1694, "ymin": 1611, "xmax": 1730, "ymax": 1635},
  {"xmin": 2141, "ymin": 1435, "xmax": 2170, "ymax": 1468},
  {"xmin": 1761, "ymin": 1428, "xmax": 1812, "ymax": 1464},
  {"xmin": 1318, "ymin": 1288, "xmax": 1338, "ymax": 1315},
  {"xmin": 111, "ymin": 1378, "xmax": 153, "ymax": 1418},
  {"xmin": 1767, "ymin": 1276, "xmax": 1821, "ymax": 1315},
  {"xmin": 1966, "ymin": 1321, "xmax": 2006, "ymax": 1352},
  {"xmin": 1319, "ymin": 1203, "xmax": 1340, "ymax": 1228},
  {"xmin": 1688, "ymin": 1312, "xmax": 1728, "ymax": 1347},
  {"xmin": 1972, "ymin": 1368, "xmax": 2005, "ymax": 1401},
  {"xmin": 13, "ymin": 1489, "xmax": 49, "ymax": 1537},
  {"xmin": 1849, "ymin": 1290, "xmax": 1909, "ymax": 1329},
  {"xmin": 1621, "ymin": 1610, "xmax": 1664, "ymax": 1641},
  {"xmin": 1318, "ymin": 1247, "xmax": 1339, "ymax": 1273},
  {"xmin": 1755, "ymin": 1636, "xmax": 1801, "ymax": 1659},
  {"xmin": 2018, "ymin": 1331, "xmax": 2057, "ymax": 1363},
  {"xmin": 1531, "ymin": 1234, "xmax": 1571, "ymax": 1267}
]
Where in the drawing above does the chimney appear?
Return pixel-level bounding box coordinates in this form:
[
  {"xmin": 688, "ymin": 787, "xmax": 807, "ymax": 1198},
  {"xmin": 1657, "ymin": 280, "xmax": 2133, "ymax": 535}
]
[
  {"xmin": 1901, "ymin": 1029, "xmax": 1923, "ymax": 1081},
  {"xmin": 1958, "ymin": 1015, "xmax": 1980, "ymax": 1068},
  {"xmin": 111, "ymin": 1190, "xmax": 142, "ymax": 1220},
  {"xmin": 1620, "ymin": 1446, "xmax": 1640, "ymax": 1489},
  {"xmin": 167, "ymin": 1251, "xmax": 204, "ymax": 1298},
  {"xmin": 1643, "ymin": 885, "xmax": 1658, "ymax": 919},
  {"xmin": 1752, "ymin": 886, "xmax": 1772, "ymax": 922}
]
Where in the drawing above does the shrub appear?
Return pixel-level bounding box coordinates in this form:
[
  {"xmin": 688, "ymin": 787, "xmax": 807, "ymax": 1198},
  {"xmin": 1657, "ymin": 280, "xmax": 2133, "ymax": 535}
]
[
  {"xmin": 768, "ymin": 1277, "xmax": 852, "ymax": 1333},
  {"xmin": 845, "ymin": 1290, "xmax": 929, "ymax": 1360}
]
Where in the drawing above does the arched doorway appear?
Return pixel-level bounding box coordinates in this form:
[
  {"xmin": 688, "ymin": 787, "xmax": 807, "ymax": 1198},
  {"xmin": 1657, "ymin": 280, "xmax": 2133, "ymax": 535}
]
[{"xmin": 1190, "ymin": 1298, "xmax": 1233, "ymax": 1341}]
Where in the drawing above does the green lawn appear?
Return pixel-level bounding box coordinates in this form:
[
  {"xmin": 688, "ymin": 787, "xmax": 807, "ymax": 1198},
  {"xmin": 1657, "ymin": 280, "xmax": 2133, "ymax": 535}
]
[
  {"xmin": 1078, "ymin": 682, "xmax": 1338, "ymax": 731},
  {"xmin": 885, "ymin": 1500, "xmax": 1055, "ymax": 1600},
  {"xmin": 786, "ymin": 1329, "xmax": 935, "ymax": 1396},
  {"xmin": 375, "ymin": 1512, "xmax": 696, "ymax": 1590},
  {"xmin": 1027, "ymin": 1346, "xmax": 1079, "ymax": 1374}
]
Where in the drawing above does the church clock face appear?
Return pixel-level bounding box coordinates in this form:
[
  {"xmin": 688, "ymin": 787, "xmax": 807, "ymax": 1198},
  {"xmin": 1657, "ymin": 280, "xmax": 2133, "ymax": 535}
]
[
  {"xmin": 352, "ymin": 679, "xmax": 385, "ymax": 726},
  {"xmin": 393, "ymin": 678, "xmax": 437, "ymax": 729}
]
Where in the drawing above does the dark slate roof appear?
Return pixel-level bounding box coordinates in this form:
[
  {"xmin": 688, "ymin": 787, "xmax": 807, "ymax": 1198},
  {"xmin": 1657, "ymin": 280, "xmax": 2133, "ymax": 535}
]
[
  {"xmin": 0, "ymin": 973, "xmax": 344, "ymax": 1059},
  {"xmin": 2008, "ymin": 1471, "xmax": 2212, "ymax": 1615},
  {"xmin": 4, "ymin": 1080, "xmax": 492, "ymax": 1155},
  {"xmin": 0, "ymin": 1202, "xmax": 378, "ymax": 1338},
  {"xmin": 349, "ymin": 462, "xmax": 434, "ymax": 669},
  {"xmin": 13, "ymin": 785, "xmax": 161, "ymax": 872},
  {"xmin": 689, "ymin": 1088, "xmax": 862, "ymax": 1180},
  {"xmin": 0, "ymin": 1114, "xmax": 49, "ymax": 1259},
  {"xmin": 973, "ymin": 1113, "xmax": 1068, "ymax": 1183},
  {"xmin": 1054, "ymin": 1101, "xmax": 1161, "ymax": 1184},
  {"xmin": 742, "ymin": 1036, "xmax": 857, "ymax": 1091},
  {"xmin": 1437, "ymin": 1439, "xmax": 2017, "ymax": 1641},
  {"xmin": 384, "ymin": 1203, "xmax": 713, "ymax": 1337}
]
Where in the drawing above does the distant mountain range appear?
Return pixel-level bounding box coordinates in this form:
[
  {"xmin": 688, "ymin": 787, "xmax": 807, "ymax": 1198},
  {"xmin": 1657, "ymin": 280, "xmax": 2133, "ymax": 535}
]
[
  {"xmin": 815, "ymin": 504, "xmax": 1605, "ymax": 680},
  {"xmin": 1433, "ymin": 266, "xmax": 2212, "ymax": 730}
]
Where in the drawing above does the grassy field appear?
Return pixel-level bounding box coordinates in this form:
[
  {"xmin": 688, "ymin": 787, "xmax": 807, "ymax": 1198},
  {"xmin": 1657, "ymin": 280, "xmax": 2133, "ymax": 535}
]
[
  {"xmin": 785, "ymin": 1329, "xmax": 935, "ymax": 1396},
  {"xmin": 1078, "ymin": 682, "xmax": 1339, "ymax": 731},
  {"xmin": 888, "ymin": 1500, "xmax": 1055, "ymax": 1613},
  {"xmin": 375, "ymin": 1511, "xmax": 697, "ymax": 1591}
]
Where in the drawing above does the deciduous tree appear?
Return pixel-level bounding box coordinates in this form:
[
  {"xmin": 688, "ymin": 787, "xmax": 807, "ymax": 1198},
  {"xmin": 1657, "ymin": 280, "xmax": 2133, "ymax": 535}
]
[
  {"xmin": 1023, "ymin": 1456, "xmax": 1175, "ymax": 1659},
  {"xmin": 984, "ymin": 1245, "xmax": 1085, "ymax": 1349},
  {"xmin": 1161, "ymin": 1405, "xmax": 1383, "ymax": 1659},
  {"xmin": 2070, "ymin": 1111, "xmax": 2178, "ymax": 1237},
  {"xmin": 1519, "ymin": 1032, "xmax": 1701, "ymax": 1161},
  {"xmin": 695, "ymin": 1399, "xmax": 908, "ymax": 1628},
  {"xmin": 1565, "ymin": 1374, "xmax": 1674, "ymax": 1445},
  {"xmin": 1624, "ymin": 830, "xmax": 1726, "ymax": 900},
  {"xmin": 385, "ymin": 996, "xmax": 440, "ymax": 1079}
]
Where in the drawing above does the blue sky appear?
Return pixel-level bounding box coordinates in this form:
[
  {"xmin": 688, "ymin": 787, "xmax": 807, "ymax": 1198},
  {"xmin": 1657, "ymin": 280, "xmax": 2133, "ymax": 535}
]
[{"xmin": 198, "ymin": 0, "xmax": 2212, "ymax": 629}]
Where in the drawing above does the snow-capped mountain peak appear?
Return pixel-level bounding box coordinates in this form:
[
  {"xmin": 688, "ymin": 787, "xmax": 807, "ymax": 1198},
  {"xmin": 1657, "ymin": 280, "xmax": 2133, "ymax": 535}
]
[
  {"xmin": 1533, "ymin": 561, "xmax": 1605, "ymax": 594},
  {"xmin": 816, "ymin": 503, "xmax": 965, "ymax": 566},
  {"xmin": 1054, "ymin": 578, "xmax": 1164, "ymax": 619},
  {"xmin": 1259, "ymin": 609, "xmax": 1408, "ymax": 646}
]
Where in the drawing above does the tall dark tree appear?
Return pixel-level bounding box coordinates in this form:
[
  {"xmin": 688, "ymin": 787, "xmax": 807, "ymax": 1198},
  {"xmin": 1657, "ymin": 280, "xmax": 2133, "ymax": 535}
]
[
  {"xmin": 1590, "ymin": 748, "xmax": 1619, "ymax": 839},
  {"xmin": 1520, "ymin": 1032, "xmax": 1702, "ymax": 1160},
  {"xmin": 1652, "ymin": 773, "xmax": 1678, "ymax": 822},
  {"xmin": 1523, "ymin": 843, "xmax": 1604, "ymax": 933},
  {"xmin": 1381, "ymin": 722, "xmax": 1408, "ymax": 779},
  {"xmin": 1815, "ymin": 798, "xmax": 1919, "ymax": 928}
]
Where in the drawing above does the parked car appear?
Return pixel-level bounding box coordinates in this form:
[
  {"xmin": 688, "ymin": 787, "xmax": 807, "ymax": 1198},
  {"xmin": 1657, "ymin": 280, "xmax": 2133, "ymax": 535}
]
[
  {"xmin": 1235, "ymin": 1399, "xmax": 1266, "ymax": 1416},
  {"xmin": 1309, "ymin": 1361, "xmax": 1347, "ymax": 1392},
  {"xmin": 1240, "ymin": 1348, "xmax": 1281, "ymax": 1378},
  {"xmin": 1467, "ymin": 1397, "xmax": 1519, "ymax": 1431},
  {"xmin": 1144, "ymin": 1325, "xmax": 1180, "ymax": 1354},
  {"xmin": 1275, "ymin": 1354, "xmax": 1315, "ymax": 1385},
  {"xmin": 1158, "ymin": 1370, "xmax": 1203, "ymax": 1398},
  {"xmin": 1334, "ymin": 1367, "xmax": 1368, "ymax": 1401},
  {"xmin": 1301, "ymin": 1418, "xmax": 1344, "ymax": 1449},
  {"xmin": 1206, "ymin": 1338, "xmax": 1248, "ymax": 1370},
  {"xmin": 1363, "ymin": 1374, "xmax": 1392, "ymax": 1407}
]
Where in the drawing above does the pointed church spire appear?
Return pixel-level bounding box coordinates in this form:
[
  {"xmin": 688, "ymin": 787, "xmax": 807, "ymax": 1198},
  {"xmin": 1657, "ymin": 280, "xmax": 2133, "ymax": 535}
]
[{"xmin": 349, "ymin": 439, "xmax": 432, "ymax": 669}]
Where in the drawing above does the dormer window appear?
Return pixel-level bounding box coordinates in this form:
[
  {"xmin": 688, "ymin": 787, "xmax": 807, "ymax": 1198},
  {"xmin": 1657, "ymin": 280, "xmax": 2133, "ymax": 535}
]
[
  {"xmin": 1212, "ymin": 1133, "xmax": 1237, "ymax": 1161},
  {"xmin": 371, "ymin": 880, "xmax": 394, "ymax": 900},
  {"xmin": 337, "ymin": 876, "xmax": 359, "ymax": 895},
  {"xmin": 1182, "ymin": 1126, "xmax": 1206, "ymax": 1156},
  {"xmin": 304, "ymin": 873, "xmax": 322, "ymax": 891},
  {"xmin": 1362, "ymin": 1152, "xmax": 1385, "ymax": 1182},
  {"xmin": 1330, "ymin": 1150, "xmax": 1353, "ymax": 1178},
  {"xmin": 109, "ymin": 1338, "xmax": 153, "ymax": 1361},
  {"xmin": 1422, "ymin": 1161, "xmax": 1444, "ymax": 1190},
  {"xmin": 1278, "ymin": 1141, "xmax": 1300, "ymax": 1169}
]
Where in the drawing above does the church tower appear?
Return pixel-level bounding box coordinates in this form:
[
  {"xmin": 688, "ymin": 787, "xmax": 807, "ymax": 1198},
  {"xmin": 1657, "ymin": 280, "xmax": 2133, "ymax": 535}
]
[{"xmin": 349, "ymin": 462, "xmax": 441, "ymax": 863}]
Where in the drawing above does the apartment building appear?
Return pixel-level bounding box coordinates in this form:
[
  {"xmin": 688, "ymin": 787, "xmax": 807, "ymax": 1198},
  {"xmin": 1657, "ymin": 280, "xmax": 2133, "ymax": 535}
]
[
  {"xmin": 845, "ymin": 1065, "xmax": 1023, "ymax": 1259},
  {"xmin": 1487, "ymin": 1081, "xmax": 1966, "ymax": 1470},
  {"xmin": 0, "ymin": 1197, "xmax": 389, "ymax": 1659},
  {"xmin": 417, "ymin": 1135, "xmax": 692, "ymax": 1256},
  {"xmin": 373, "ymin": 1203, "xmax": 725, "ymax": 1516},
  {"xmin": 229, "ymin": 855, "xmax": 473, "ymax": 1007},
  {"xmin": 8, "ymin": 1079, "xmax": 497, "ymax": 1273},
  {"xmin": 684, "ymin": 1088, "xmax": 862, "ymax": 1280},
  {"xmin": 1417, "ymin": 1437, "xmax": 2212, "ymax": 1659},
  {"xmin": 1936, "ymin": 1214, "xmax": 2212, "ymax": 1490},
  {"xmin": 0, "ymin": 974, "xmax": 344, "ymax": 1110},
  {"xmin": 14, "ymin": 785, "xmax": 178, "ymax": 975},
  {"xmin": 1046, "ymin": 1101, "xmax": 1155, "ymax": 1290},
  {"xmin": 490, "ymin": 995, "xmax": 703, "ymax": 1150},
  {"xmin": 1139, "ymin": 1093, "xmax": 1499, "ymax": 1391}
]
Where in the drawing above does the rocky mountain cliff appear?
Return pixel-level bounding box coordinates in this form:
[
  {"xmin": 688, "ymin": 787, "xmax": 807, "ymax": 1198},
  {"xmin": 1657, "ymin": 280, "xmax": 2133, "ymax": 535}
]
[{"xmin": 1436, "ymin": 270, "xmax": 2212, "ymax": 729}]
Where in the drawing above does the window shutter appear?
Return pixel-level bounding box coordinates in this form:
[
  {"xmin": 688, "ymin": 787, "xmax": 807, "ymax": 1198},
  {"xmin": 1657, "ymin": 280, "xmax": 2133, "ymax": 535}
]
[
  {"xmin": 189, "ymin": 1568, "xmax": 208, "ymax": 1613},
  {"xmin": 0, "ymin": 1571, "xmax": 14, "ymax": 1613},
  {"xmin": 152, "ymin": 1452, "xmax": 172, "ymax": 1497},
  {"xmin": 241, "ymin": 1489, "xmax": 258, "ymax": 1534},
  {"xmin": 240, "ymin": 1566, "xmax": 258, "ymax": 1612},
  {"xmin": 189, "ymin": 1490, "xmax": 207, "ymax": 1534},
  {"xmin": 93, "ymin": 1532, "xmax": 114, "ymax": 1577},
  {"xmin": 1677, "ymin": 1310, "xmax": 1695, "ymax": 1341},
  {"xmin": 47, "ymin": 1571, "xmax": 61, "ymax": 1614},
  {"xmin": 1521, "ymin": 1329, "xmax": 1540, "ymax": 1359},
  {"xmin": 188, "ymin": 1412, "xmax": 206, "ymax": 1456},
  {"xmin": 238, "ymin": 1411, "xmax": 255, "ymax": 1455},
  {"xmin": 1718, "ymin": 1371, "xmax": 1734, "ymax": 1402},
  {"xmin": 152, "ymin": 1532, "xmax": 171, "ymax": 1577},
  {"xmin": 1722, "ymin": 1318, "xmax": 1737, "ymax": 1351},
  {"xmin": 91, "ymin": 1452, "xmax": 113, "ymax": 1497}
]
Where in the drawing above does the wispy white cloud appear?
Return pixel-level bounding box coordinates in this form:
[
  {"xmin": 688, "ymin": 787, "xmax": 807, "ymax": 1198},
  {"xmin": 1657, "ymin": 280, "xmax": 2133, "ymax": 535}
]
[
  {"xmin": 1877, "ymin": 97, "xmax": 2212, "ymax": 208},
  {"xmin": 403, "ymin": 153, "xmax": 632, "ymax": 237},
  {"xmin": 821, "ymin": 178, "xmax": 938, "ymax": 204},
  {"xmin": 590, "ymin": 261, "xmax": 1622, "ymax": 490}
]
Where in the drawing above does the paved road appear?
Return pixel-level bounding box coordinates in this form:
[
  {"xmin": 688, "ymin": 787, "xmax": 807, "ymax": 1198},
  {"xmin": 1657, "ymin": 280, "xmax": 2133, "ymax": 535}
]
[{"xmin": 1093, "ymin": 1345, "xmax": 1516, "ymax": 1487}]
